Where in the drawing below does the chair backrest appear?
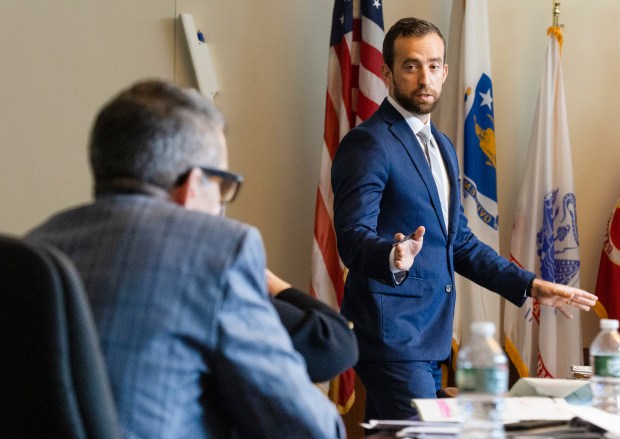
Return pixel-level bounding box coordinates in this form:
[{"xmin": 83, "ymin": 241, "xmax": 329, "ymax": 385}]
[{"xmin": 0, "ymin": 235, "xmax": 121, "ymax": 439}]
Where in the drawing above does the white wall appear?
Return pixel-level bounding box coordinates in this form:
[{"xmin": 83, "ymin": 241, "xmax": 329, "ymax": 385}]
[
  {"xmin": 2, "ymin": 1, "xmax": 618, "ymax": 344},
  {"xmin": 1, "ymin": 1, "xmax": 175, "ymax": 228}
]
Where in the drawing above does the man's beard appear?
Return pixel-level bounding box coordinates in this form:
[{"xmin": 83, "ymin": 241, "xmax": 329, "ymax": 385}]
[{"xmin": 394, "ymin": 85, "xmax": 441, "ymax": 115}]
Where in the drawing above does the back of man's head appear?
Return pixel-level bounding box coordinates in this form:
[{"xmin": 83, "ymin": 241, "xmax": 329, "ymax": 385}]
[{"xmin": 89, "ymin": 79, "xmax": 225, "ymax": 195}]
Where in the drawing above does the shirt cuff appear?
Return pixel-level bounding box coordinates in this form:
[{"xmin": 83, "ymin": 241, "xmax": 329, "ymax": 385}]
[
  {"xmin": 389, "ymin": 246, "xmax": 407, "ymax": 285},
  {"xmin": 525, "ymin": 275, "xmax": 537, "ymax": 297}
]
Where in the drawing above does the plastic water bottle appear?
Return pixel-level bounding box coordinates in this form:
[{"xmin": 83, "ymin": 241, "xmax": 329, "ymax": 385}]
[
  {"xmin": 456, "ymin": 321, "xmax": 508, "ymax": 439},
  {"xmin": 589, "ymin": 318, "xmax": 620, "ymax": 414}
]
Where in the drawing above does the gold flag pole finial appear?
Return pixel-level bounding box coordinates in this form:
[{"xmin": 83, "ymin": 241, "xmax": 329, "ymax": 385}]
[{"xmin": 548, "ymin": 0, "xmax": 564, "ymax": 52}]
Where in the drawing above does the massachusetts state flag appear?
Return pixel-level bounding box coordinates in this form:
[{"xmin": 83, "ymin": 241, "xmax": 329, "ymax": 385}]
[
  {"xmin": 310, "ymin": 0, "xmax": 385, "ymax": 413},
  {"xmin": 504, "ymin": 26, "xmax": 582, "ymax": 378},
  {"xmin": 594, "ymin": 198, "xmax": 620, "ymax": 321},
  {"xmin": 452, "ymin": 0, "xmax": 502, "ymax": 351}
]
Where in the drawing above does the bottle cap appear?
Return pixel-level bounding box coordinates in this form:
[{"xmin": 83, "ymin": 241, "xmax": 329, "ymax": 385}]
[
  {"xmin": 600, "ymin": 319, "xmax": 619, "ymax": 330},
  {"xmin": 471, "ymin": 321, "xmax": 495, "ymax": 336}
]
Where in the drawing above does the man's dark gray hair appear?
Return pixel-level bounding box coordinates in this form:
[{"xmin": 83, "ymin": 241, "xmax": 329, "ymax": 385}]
[
  {"xmin": 382, "ymin": 17, "xmax": 446, "ymax": 71},
  {"xmin": 90, "ymin": 79, "xmax": 225, "ymax": 195}
]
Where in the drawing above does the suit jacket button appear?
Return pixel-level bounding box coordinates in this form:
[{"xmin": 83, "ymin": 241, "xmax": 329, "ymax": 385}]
[{"xmin": 445, "ymin": 284, "xmax": 452, "ymax": 293}]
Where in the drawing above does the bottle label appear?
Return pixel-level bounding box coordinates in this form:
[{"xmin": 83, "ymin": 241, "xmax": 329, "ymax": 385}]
[
  {"xmin": 456, "ymin": 367, "xmax": 508, "ymax": 395},
  {"xmin": 593, "ymin": 354, "xmax": 620, "ymax": 377}
]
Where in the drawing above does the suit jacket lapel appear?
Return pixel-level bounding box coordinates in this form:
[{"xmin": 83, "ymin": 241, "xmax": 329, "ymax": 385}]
[
  {"xmin": 378, "ymin": 100, "xmax": 448, "ymax": 238},
  {"xmin": 431, "ymin": 123, "xmax": 460, "ymax": 240}
]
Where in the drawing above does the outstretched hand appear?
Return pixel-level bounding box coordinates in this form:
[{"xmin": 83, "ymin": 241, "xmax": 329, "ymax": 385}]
[
  {"xmin": 393, "ymin": 226, "xmax": 425, "ymax": 272},
  {"xmin": 531, "ymin": 278, "xmax": 598, "ymax": 319}
]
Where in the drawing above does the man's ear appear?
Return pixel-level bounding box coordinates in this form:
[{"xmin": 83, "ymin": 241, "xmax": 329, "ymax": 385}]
[
  {"xmin": 170, "ymin": 168, "xmax": 202, "ymax": 208},
  {"xmin": 381, "ymin": 63, "xmax": 392, "ymax": 87}
]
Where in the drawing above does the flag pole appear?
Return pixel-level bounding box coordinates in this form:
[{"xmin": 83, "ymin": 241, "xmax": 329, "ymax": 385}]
[
  {"xmin": 548, "ymin": 1, "xmax": 564, "ymax": 54},
  {"xmin": 552, "ymin": 1, "xmax": 561, "ymax": 27}
]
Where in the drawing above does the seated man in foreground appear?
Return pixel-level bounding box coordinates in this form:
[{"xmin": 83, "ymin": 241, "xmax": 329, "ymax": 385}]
[{"xmin": 26, "ymin": 79, "xmax": 344, "ymax": 438}]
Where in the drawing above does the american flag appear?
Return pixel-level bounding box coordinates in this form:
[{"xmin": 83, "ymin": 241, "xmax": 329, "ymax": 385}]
[{"xmin": 310, "ymin": 0, "xmax": 385, "ymax": 413}]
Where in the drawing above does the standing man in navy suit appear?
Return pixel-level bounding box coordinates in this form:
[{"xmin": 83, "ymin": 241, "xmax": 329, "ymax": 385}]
[{"xmin": 331, "ymin": 17, "xmax": 597, "ymax": 421}]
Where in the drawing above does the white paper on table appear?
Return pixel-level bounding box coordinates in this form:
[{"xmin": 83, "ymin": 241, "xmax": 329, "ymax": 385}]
[
  {"xmin": 501, "ymin": 397, "xmax": 575, "ymax": 423},
  {"xmin": 360, "ymin": 419, "xmax": 446, "ymax": 430},
  {"xmin": 561, "ymin": 404, "xmax": 620, "ymax": 437},
  {"xmin": 508, "ymin": 378, "xmax": 590, "ymax": 398},
  {"xmin": 411, "ymin": 398, "xmax": 461, "ymax": 422},
  {"xmin": 360, "ymin": 419, "xmax": 460, "ymax": 437},
  {"xmin": 395, "ymin": 424, "xmax": 460, "ymax": 437},
  {"xmin": 411, "ymin": 397, "xmax": 575, "ymax": 423}
]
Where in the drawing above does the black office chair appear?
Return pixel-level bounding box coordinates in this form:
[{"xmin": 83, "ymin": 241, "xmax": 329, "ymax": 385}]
[{"xmin": 0, "ymin": 235, "xmax": 121, "ymax": 438}]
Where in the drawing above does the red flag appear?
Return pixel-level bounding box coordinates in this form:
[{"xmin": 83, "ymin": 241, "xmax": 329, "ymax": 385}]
[
  {"xmin": 310, "ymin": 0, "xmax": 385, "ymax": 413},
  {"xmin": 594, "ymin": 198, "xmax": 620, "ymax": 321}
]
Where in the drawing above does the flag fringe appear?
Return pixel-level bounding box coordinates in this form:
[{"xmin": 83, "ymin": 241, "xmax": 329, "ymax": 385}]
[
  {"xmin": 547, "ymin": 26, "xmax": 563, "ymax": 53},
  {"xmin": 505, "ymin": 336, "xmax": 530, "ymax": 377},
  {"xmin": 328, "ymin": 376, "xmax": 355, "ymax": 414},
  {"xmin": 451, "ymin": 337, "xmax": 460, "ymax": 371},
  {"xmin": 593, "ymin": 301, "xmax": 608, "ymax": 320}
]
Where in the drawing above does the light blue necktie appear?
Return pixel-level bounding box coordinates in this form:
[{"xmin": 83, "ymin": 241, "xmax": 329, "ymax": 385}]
[{"xmin": 418, "ymin": 125, "xmax": 448, "ymax": 227}]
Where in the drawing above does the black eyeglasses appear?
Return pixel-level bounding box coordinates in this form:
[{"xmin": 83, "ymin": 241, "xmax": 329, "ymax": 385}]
[
  {"xmin": 200, "ymin": 167, "xmax": 243, "ymax": 203},
  {"xmin": 175, "ymin": 167, "xmax": 243, "ymax": 203}
]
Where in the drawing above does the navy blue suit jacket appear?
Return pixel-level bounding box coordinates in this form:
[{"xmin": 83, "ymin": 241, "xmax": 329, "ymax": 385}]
[{"xmin": 332, "ymin": 99, "xmax": 533, "ymax": 363}]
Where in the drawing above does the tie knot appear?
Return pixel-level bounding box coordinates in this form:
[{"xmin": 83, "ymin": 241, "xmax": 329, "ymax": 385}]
[{"xmin": 418, "ymin": 125, "xmax": 432, "ymax": 143}]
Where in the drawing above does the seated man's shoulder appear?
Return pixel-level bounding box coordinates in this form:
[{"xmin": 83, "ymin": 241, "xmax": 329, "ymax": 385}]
[
  {"xmin": 183, "ymin": 208, "xmax": 258, "ymax": 240},
  {"xmin": 161, "ymin": 205, "xmax": 264, "ymax": 255}
]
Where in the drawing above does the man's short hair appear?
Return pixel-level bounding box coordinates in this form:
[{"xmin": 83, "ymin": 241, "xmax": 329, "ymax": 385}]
[
  {"xmin": 382, "ymin": 17, "xmax": 446, "ymax": 70},
  {"xmin": 90, "ymin": 79, "xmax": 225, "ymax": 194}
]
